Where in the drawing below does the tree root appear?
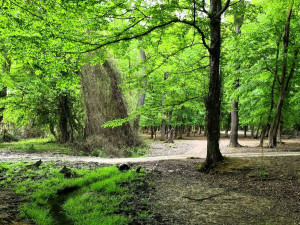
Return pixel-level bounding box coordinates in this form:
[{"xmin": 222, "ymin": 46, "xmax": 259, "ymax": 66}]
[{"xmin": 183, "ymin": 192, "xmax": 224, "ymax": 202}]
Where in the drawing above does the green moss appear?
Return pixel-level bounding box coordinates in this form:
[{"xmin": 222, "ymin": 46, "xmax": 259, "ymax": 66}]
[{"xmin": 198, "ymin": 157, "xmax": 253, "ymax": 174}]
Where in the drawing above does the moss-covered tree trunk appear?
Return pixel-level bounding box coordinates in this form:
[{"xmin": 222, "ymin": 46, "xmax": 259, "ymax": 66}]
[
  {"xmin": 133, "ymin": 49, "xmax": 147, "ymax": 134},
  {"xmin": 80, "ymin": 58, "xmax": 138, "ymax": 156}
]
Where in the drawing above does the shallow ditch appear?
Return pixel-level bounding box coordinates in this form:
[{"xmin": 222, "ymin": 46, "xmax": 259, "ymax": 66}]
[{"xmin": 48, "ymin": 186, "xmax": 81, "ymax": 225}]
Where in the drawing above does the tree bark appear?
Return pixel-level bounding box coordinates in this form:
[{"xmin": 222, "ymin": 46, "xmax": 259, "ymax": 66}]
[
  {"xmin": 80, "ymin": 58, "xmax": 138, "ymax": 155},
  {"xmin": 133, "ymin": 49, "xmax": 147, "ymax": 134},
  {"xmin": 229, "ymin": 100, "xmax": 240, "ymax": 146},
  {"xmin": 201, "ymin": 0, "xmax": 227, "ymax": 172},
  {"xmin": 187, "ymin": 125, "xmax": 191, "ymax": 137},
  {"xmin": 0, "ymin": 87, "xmax": 7, "ymax": 123},
  {"xmin": 224, "ymin": 112, "xmax": 231, "ymax": 137},
  {"xmin": 250, "ymin": 126, "xmax": 254, "ymax": 139},
  {"xmin": 0, "ymin": 58, "xmax": 10, "ymax": 123},
  {"xmin": 160, "ymin": 72, "xmax": 168, "ymax": 141},
  {"xmin": 103, "ymin": 60, "xmax": 137, "ymax": 147},
  {"xmin": 58, "ymin": 95, "xmax": 70, "ymax": 143},
  {"xmin": 167, "ymin": 128, "xmax": 174, "ymax": 143},
  {"xmin": 243, "ymin": 125, "xmax": 247, "ymax": 137}
]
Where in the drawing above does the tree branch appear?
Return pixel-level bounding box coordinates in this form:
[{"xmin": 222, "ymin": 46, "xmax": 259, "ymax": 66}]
[
  {"xmin": 285, "ymin": 48, "xmax": 299, "ymax": 92},
  {"xmin": 214, "ymin": 0, "xmax": 231, "ymax": 18},
  {"xmin": 9, "ymin": 0, "xmax": 44, "ymax": 20},
  {"xmin": 201, "ymin": 0, "xmax": 208, "ymax": 14},
  {"xmin": 65, "ymin": 19, "xmax": 209, "ymax": 54}
]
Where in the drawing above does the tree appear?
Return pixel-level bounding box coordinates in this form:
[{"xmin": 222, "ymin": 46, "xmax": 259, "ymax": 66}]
[
  {"xmin": 229, "ymin": 0, "xmax": 245, "ymax": 147},
  {"xmin": 268, "ymin": 2, "xmax": 299, "ymax": 147}
]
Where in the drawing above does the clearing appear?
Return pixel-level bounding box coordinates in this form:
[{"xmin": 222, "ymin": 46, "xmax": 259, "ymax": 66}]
[{"xmin": 1, "ymin": 136, "xmax": 300, "ymax": 224}]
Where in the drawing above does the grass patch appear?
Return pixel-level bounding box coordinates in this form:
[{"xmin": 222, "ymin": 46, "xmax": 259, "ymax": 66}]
[
  {"xmin": 0, "ymin": 161, "xmax": 146, "ymax": 224},
  {"xmin": 0, "ymin": 138, "xmax": 71, "ymax": 153}
]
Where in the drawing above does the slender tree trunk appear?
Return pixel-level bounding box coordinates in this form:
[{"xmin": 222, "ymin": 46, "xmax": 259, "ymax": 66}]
[
  {"xmin": 261, "ymin": 39, "xmax": 280, "ymax": 146},
  {"xmin": 161, "ymin": 120, "xmax": 166, "ymax": 141},
  {"xmin": 255, "ymin": 124, "xmax": 260, "ymax": 139},
  {"xmin": 250, "ymin": 126, "xmax": 254, "ymax": 139},
  {"xmin": 229, "ymin": 100, "xmax": 240, "ymax": 146},
  {"xmin": 260, "ymin": 126, "xmax": 268, "ymax": 147},
  {"xmin": 224, "ymin": 112, "xmax": 231, "ymax": 137},
  {"xmin": 177, "ymin": 125, "xmax": 183, "ymax": 139},
  {"xmin": 187, "ymin": 125, "xmax": 191, "ymax": 137},
  {"xmin": 49, "ymin": 121, "xmax": 57, "ymax": 140},
  {"xmin": 0, "ymin": 87, "xmax": 7, "ymax": 123},
  {"xmin": 58, "ymin": 95, "xmax": 70, "ymax": 143},
  {"xmin": 244, "ymin": 125, "xmax": 247, "ymax": 137},
  {"xmin": 268, "ymin": 8, "xmax": 298, "ymax": 147},
  {"xmin": 0, "ymin": 58, "xmax": 10, "ymax": 123},
  {"xmin": 133, "ymin": 49, "xmax": 147, "ymax": 134},
  {"xmin": 277, "ymin": 121, "xmax": 283, "ymax": 144},
  {"xmin": 160, "ymin": 72, "xmax": 168, "ymax": 141},
  {"xmin": 167, "ymin": 128, "xmax": 174, "ymax": 143},
  {"xmin": 229, "ymin": 5, "xmax": 244, "ymax": 147},
  {"xmin": 151, "ymin": 126, "xmax": 154, "ymax": 139}
]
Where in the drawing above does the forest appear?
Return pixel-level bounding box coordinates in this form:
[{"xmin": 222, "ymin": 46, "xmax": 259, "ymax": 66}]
[{"xmin": 0, "ymin": 0, "xmax": 299, "ymax": 224}]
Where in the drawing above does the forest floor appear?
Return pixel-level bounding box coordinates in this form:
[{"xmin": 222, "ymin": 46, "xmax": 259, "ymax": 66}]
[{"xmin": 0, "ymin": 135, "xmax": 300, "ymax": 224}]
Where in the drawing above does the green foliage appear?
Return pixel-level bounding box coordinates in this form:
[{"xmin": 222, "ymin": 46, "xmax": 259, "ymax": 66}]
[
  {"xmin": 258, "ymin": 164, "xmax": 269, "ymax": 180},
  {"xmin": 0, "ymin": 0, "xmax": 299, "ymax": 146}
]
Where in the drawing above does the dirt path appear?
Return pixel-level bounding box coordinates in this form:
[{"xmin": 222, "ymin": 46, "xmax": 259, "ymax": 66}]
[{"xmin": 0, "ymin": 138, "xmax": 299, "ymax": 164}]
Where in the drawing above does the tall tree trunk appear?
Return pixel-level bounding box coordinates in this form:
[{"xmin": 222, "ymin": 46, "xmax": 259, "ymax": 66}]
[
  {"xmin": 261, "ymin": 39, "xmax": 280, "ymax": 147},
  {"xmin": 0, "ymin": 58, "xmax": 10, "ymax": 123},
  {"xmin": 255, "ymin": 124, "xmax": 260, "ymax": 139},
  {"xmin": 160, "ymin": 72, "xmax": 168, "ymax": 141},
  {"xmin": 202, "ymin": 0, "xmax": 228, "ymax": 171},
  {"xmin": 277, "ymin": 121, "xmax": 283, "ymax": 144},
  {"xmin": 244, "ymin": 125, "xmax": 247, "ymax": 137},
  {"xmin": 229, "ymin": 3, "xmax": 244, "ymax": 147},
  {"xmin": 268, "ymin": 8, "xmax": 298, "ymax": 148},
  {"xmin": 224, "ymin": 112, "xmax": 231, "ymax": 137},
  {"xmin": 103, "ymin": 60, "xmax": 137, "ymax": 147},
  {"xmin": 133, "ymin": 49, "xmax": 147, "ymax": 134},
  {"xmin": 187, "ymin": 125, "xmax": 191, "ymax": 137},
  {"xmin": 167, "ymin": 127, "xmax": 174, "ymax": 143},
  {"xmin": 80, "ymin": 58, "xmax": 138, "ymax": 155},
  {"xmin": 0, "ymin": 87, "xmax": 7, "ymax": 123},
  {"xmin": 250, "ymin": 126, "xmax": 254, "ymax": 139},
  {"xmin": 199, "ymin": 125, "xmax": 202, "ymax": 134},
  {"xmin": 58, "ymin": 95, "xmax": 70, "ymax": 143},
  {"xmin": 229, "ymin": 100, "xmax": 240, "ymax": 146}
]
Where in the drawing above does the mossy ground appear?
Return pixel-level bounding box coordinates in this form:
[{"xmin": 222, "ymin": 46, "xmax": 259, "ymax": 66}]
[{"xmin": 0, "ymin": 162, "xmax": 149, "ymax": 224}]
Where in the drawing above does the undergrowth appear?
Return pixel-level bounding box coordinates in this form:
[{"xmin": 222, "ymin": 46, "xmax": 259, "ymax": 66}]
[{"xmin": 0, "ymin": 161, "xmax": 147, "ymax": 224}]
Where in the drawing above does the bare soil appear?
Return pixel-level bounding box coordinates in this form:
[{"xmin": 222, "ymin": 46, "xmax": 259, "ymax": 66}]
[
  {"xmin": 139, "ymin": 157, "xmax": 300, "ymax": 225},
  {"xmin": 1, "ymin": 136, "xmax": 300, "ymax": 224}
]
